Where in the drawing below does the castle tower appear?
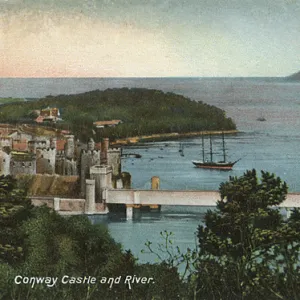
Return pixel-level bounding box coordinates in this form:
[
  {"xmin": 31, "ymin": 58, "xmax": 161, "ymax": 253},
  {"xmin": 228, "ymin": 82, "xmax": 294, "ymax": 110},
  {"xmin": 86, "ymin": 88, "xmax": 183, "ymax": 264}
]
[
  {"xmin": 80, "ymin": 148, "xmax": 101, "ymax": 196},
  {"xmin": 36, "ymin": 148, "xmax": 56, "ymax": 174},
  {"xmin": 101, "ymin": 138, "xmax": 109, "ymax": 164},
  {"xmin": 64, "ymin": 135, "xmax": 75, "ymax": 159},
  {"xmin": 50, "ymin": 137, "xmax": 57, "ymax": 149},
  {"xmin": 107, "ymin": 148, "xmax": 122, "ymax": 176},
  {"xmin": 28, "ymin": 140, "xmax": 36, "ymax": 154},
  {"xmin": 75, "ymin": 139, "xmax": 82, "ymax": 160},
  {"xmin": 90, "ymin": 164, "xmax": 112, "ymax": 202},
  {"xmin": 28, "ymin": 139, "xmax": 48, "ymax": 154},
  {"xmin": 0, "ymin": 149, "xmax": 11, "ymax": 176},
  {"xmin": 85, "ymin": 179, "xmax": 96, "ymax": 214},
  {"xmin": 10, "ymin": 153, "xmax": 36, "ymax": 176},
  {"xmin": 87, "ymin": 138, "xmax": 95, "ymax": 151}
]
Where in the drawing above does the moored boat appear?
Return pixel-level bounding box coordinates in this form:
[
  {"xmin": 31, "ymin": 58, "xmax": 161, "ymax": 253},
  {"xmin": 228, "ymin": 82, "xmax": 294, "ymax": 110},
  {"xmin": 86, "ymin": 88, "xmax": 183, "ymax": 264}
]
[
  {"xmin": 192, "ymin": 133, "xmax": 240, "ymax": 170},
  {"xmin": 192, "ymin": 160, "xmax": 237, "ymax": 170}
]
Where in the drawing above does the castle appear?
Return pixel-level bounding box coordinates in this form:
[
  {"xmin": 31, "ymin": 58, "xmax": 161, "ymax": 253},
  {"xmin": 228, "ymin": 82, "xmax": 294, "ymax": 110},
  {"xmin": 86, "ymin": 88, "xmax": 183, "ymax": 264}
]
[{"xmin": 0, "ymin": 132, "xmax": 121, "ymax": 196}]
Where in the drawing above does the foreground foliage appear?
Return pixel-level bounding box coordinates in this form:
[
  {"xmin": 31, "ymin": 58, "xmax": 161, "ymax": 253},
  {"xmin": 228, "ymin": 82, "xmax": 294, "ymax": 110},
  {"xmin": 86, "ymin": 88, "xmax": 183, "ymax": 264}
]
[
  {"xmin": 1, "ymin": 170, "xmax": 300, "ymax": 299},
  {"xmin": 195, "ymin": 170, "xmax": 300, "ymax": 300},
  {"xmin": 0, "ymin": 175, "xmax": 33, "ymax": 265},
  {"xmin": 0, "ymin": 175, "xmax": 185, "ymax": 300}
]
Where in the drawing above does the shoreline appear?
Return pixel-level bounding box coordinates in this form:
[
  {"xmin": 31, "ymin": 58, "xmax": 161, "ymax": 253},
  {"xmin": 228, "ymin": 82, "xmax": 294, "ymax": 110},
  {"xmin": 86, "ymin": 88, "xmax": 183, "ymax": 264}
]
[{"xmin": 111, "ymin": 130, "xmax": 239, "ymax": 146}]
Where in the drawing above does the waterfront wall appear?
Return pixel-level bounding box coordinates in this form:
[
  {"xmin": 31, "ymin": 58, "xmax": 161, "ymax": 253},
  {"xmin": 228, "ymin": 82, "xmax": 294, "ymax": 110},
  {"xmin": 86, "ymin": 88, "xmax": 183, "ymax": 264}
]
[{"xmin": 31, "ymin": 196, "xmax": 107, "ymax": 215}]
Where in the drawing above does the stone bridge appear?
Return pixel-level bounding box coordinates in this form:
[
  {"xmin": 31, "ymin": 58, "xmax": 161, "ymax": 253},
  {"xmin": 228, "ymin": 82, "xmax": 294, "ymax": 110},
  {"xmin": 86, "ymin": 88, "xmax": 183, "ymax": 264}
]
[
  {"xmin": 31, "ymin": 165, "xmax": 300, "ymax": 219},
  {"xmin": 105, "ymin": 189, "xmax": 300, "ymax": 219}
]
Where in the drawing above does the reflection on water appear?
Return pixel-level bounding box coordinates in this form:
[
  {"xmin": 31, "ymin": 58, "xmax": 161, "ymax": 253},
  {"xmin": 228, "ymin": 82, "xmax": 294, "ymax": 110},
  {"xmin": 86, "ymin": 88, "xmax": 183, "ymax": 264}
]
[{"xmin": 89, "ymin": 207, "xmax": 209, "ymax": 263}]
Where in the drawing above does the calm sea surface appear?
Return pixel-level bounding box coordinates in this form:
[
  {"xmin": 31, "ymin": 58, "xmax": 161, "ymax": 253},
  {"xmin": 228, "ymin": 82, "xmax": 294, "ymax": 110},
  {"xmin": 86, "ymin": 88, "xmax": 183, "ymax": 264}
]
[{"xmin": 1, "ymin": 77, "xmax": 300, "ymax": 263}]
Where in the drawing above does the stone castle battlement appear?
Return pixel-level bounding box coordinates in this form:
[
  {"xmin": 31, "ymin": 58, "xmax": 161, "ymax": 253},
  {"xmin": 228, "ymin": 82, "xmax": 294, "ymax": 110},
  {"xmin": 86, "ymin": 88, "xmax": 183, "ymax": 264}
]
[
  {"xmin": 56, "ymin": 150, "xmax": 66, "ymax": 157},
  {"xmin": 28, "ymin": 140, "xmax": 50, "ymax": 150},
  {"xmin": 81, "ymin": 149, "xmax": 101, "ymax": 155},
  {"xmin": 0, "ymin": 136, "xmax": 122, "ymax": 193},
  {"xmin": 10, "ymin": 157, "xmax": 36, "ymax": 176},
  {"xmin": 36, "ymin": 147, "xmax": 56, "ymax": 151},
  {"xmin": 107, "ymin": 147, "xmax": 121, "ymax": 152},
  {"xmin": 36, "ymin": 148, "xmax": 56, "ymax": 156}
]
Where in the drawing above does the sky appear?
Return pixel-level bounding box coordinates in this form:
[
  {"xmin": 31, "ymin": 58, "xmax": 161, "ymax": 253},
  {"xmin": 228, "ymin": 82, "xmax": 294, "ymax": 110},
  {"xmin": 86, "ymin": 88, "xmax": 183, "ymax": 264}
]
[{"xmin": 0, "ymin": 0, "xmax": 299, "ymax": 77}]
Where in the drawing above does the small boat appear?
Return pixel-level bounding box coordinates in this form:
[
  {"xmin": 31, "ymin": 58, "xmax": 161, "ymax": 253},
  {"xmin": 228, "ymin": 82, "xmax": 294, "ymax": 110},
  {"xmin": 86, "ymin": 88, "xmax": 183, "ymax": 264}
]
[
  {"xmin": 192, "ymin": 133, "xmax": 240, "ymax": 170},
  {"xmin": 256, "ymin": 116, "xmax": 266, "ymax": 122},
  {"xmin": 179, "ymin": 143, "xmax": 184, "ymax": 156},
  {"xmin": 121, "ymin": 153, "xmax": 142, "ymax": 158}
]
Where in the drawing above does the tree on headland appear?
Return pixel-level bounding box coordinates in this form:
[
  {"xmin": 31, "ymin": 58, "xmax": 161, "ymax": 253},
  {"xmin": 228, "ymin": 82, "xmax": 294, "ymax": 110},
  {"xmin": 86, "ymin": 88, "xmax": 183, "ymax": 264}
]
[{"xmin": 195, "ymin": 169, "xmax": 300, "ymax": 300}]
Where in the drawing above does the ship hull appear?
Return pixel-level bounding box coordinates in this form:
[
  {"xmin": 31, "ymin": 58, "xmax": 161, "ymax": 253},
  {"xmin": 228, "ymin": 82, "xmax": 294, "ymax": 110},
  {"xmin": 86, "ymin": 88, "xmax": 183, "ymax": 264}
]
[{"xmin": 192, "ymin": 161, "xmax": 235, "ymax": 170}]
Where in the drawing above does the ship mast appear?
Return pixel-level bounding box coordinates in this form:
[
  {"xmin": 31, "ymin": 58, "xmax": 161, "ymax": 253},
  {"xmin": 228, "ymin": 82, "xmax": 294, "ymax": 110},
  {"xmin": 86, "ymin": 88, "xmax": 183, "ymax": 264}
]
[
  {"xmin": 201, "ymin": 134, "xmax": 205, "ymax": 162},
  {"xmin": 209, "ymin": 134, "xmax": 213, "ymax": 162},
  {"xmin": 222, "ymin": 132, "xmax": 226, "ymax": 162}
]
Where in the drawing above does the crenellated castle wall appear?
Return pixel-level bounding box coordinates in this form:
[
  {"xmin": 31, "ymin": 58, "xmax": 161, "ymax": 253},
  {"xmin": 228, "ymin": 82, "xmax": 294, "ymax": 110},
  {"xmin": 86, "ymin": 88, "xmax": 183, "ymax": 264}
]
[
  {"xmin": 107, "ymin": 148, "xmax": 121, "ymax": 176},
  {"xmin": 80, "ymin": 149, "xmax": 101, "ymax": 196},
  {"xmin": 0, "ymin": 150, "xmax": 11, "ymax": 176},
  {"xmin": 0, "ymin": 137, "xmax": 12, "ymax": 149},
  {"xmin": 55, "ymin": 157, "xmax": 78, "ymax": 176},
  {"xmin": 10, "ymin": 157, "xmax": 36, "ymax": 176},
  {"xmin": 0, "ymin": 135, "xmax": 122, "ymax": 195},
  {"xmin": 36, "ymin": 148, "xmax": 56, "ymax": 174},
  {"xmin": 28, "ymin": 140, "xmax": 50, "ymax": 153},
  {"xmin": 64, "ymin": 135, "xmax": 75, "ymax": 159}
]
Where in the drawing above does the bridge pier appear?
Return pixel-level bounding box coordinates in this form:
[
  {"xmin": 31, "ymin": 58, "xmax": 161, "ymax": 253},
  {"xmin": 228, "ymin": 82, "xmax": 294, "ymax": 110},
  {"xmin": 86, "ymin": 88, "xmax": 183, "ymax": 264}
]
[
  {"xmin": 151, "ymin": 176, "xmax": 160, "ymax": 190},
  {"xmin": 286, "ymin": 207, "xmax": 291, "ymax": 219},
  {"xmin": 126, "ymin": 205, "xmax": 133, "ymax": 220},
  {"xmin": 54, "ymin": 197, "xmax": 60, "ymax": 211},
  {"xmin": 85, "ymin": 179, "xmax": 96, "ymax": 214}
]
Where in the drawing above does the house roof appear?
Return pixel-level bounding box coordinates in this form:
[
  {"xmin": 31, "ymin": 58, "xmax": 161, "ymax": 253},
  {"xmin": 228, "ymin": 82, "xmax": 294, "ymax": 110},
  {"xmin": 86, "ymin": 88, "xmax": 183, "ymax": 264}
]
[
  {"xmin": 56, "ymin": 139, "xmax": 66, "ymax": 151},
  {"xmin": 60, "ymin": 130, "xmax": 71, "ymax": 135},
  {"xmin": 0, "ymin": 129, "xmax": 17, "ymax": 137},
  {"xmin": 11, "ymin": 151, "xmax": 35, "ymax": 161},
  {"xmin": 95, "ymin": 142, "xmax": 102, "ymax": 150},
  {"xmin": 93, "ymin": 120, "xmax": 122, "ymax": 126},
  {"xmin": 12, "ymin": 141, "xmax": 28, "ymax": 152}
]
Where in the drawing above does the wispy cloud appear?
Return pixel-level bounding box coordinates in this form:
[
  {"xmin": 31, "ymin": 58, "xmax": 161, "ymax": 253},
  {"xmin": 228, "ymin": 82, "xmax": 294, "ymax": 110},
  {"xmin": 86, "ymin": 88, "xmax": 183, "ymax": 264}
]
[{"xmin": 1, "ymin": 0, "xmax": 299, "ymax": 77}]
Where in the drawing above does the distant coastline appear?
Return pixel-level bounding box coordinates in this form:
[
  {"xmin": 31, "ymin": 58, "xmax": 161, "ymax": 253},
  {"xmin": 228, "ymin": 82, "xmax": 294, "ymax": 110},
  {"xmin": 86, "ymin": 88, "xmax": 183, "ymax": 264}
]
[
  {"xmin": 0, "ymin": 77, "xmax": 292, "ymax": 99},
  {"xmin": 287, "ymin": 71, "xmax": 300, "ymax": 81},
  {"xmin": 112, "ymin": 129, "xmax": 239, "ymax": 145}
]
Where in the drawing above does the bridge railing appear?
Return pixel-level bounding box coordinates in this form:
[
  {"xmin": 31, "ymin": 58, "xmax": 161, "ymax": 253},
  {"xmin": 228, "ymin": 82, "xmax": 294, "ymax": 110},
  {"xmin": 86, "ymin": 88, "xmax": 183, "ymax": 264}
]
[{"xmin": 106, "ymin": 189, "xmax": 300, "ymax": 208}]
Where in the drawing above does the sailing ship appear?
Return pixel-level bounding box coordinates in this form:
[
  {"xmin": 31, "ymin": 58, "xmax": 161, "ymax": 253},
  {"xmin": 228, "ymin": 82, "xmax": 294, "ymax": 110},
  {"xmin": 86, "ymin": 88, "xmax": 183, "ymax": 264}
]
[{"xmin": 192, "ymin": 133, "xmax": 240, "ymax": 170}]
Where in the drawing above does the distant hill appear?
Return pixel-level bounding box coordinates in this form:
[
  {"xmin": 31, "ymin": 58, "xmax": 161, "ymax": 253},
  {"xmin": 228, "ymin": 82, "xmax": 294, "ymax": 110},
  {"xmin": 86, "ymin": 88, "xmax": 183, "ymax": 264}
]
[
  {"xmin": 0, "ymin": 88, "xmax": 237, "ymax": 141},
  {"xmin": 0, "ymin": 97, "xmax": 25, "ymax": 104},
  {"xmin": 287, "ymin": 71, "xmax": 300, "ymax": 80}
]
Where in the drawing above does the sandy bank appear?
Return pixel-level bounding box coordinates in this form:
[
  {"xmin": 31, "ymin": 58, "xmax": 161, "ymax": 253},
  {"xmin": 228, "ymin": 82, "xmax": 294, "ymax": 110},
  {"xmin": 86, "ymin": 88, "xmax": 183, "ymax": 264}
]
[{"xmin": 111, "ymin": 130, "xmax": 239, "ymax": 145}]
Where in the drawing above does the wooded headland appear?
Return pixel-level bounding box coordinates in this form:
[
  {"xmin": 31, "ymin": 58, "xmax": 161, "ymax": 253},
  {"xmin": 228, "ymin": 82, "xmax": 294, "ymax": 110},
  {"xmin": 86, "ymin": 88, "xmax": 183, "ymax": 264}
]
[{"xmin": 0, "ymin": 88, "xmax": 236, "ymax": 142}]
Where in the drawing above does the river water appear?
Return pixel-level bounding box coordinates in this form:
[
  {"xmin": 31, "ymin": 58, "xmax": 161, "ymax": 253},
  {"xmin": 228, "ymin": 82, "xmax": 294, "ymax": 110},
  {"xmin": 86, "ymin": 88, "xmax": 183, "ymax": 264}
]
[
  {"xmin": 95, "ymin": 77, "xmax": 300, "ymax": 263},
  {"xmin": 1, "ymin": 77, "xmax": 300, "ymax": 263}
]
